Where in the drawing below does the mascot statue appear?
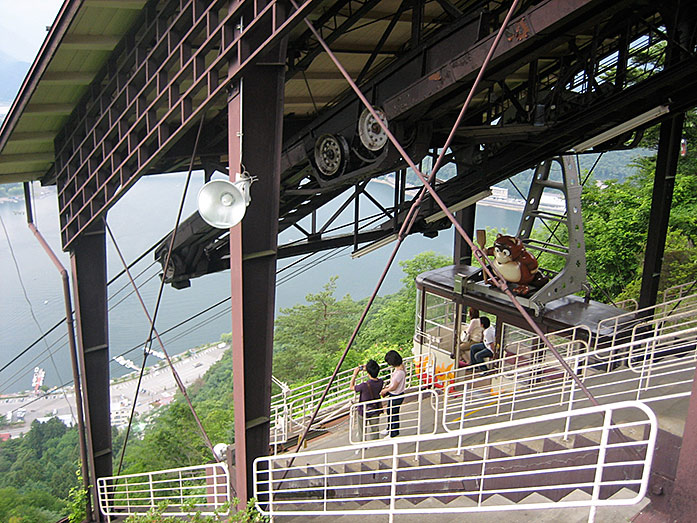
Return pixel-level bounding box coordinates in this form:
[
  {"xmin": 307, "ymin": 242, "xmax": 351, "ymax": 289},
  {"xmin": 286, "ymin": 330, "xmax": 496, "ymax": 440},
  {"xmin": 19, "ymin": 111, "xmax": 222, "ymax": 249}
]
[{"xmin": 485, "ymin": 234, "xmax": 548, "ymax": 295}]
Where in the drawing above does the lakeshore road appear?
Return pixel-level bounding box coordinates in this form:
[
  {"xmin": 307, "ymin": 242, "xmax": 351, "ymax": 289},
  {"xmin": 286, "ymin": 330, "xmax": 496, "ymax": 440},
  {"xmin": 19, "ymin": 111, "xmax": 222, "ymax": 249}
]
[{"xmin": 0, "ymin": 343, "xmax": 228, "ymax": 439}]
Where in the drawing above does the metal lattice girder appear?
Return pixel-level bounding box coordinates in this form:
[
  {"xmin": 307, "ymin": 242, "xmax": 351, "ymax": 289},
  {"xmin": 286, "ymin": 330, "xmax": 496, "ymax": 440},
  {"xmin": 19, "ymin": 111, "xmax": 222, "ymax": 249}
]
[{"xmin": 53, "ymin": 0, "xmax": 322, "ymax": 250}]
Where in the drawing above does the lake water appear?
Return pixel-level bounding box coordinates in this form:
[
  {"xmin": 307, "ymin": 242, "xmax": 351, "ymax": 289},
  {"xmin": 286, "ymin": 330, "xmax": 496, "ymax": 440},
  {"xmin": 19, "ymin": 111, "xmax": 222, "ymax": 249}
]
[{"xmin": 0, "ymin": 174, "xmax": 521, "ymax": 393}]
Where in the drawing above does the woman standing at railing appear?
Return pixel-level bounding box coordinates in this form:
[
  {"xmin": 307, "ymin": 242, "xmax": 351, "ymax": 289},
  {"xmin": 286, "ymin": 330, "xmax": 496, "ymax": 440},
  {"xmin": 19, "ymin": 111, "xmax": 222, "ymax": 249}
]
[{"xmin": 381, "ymin": 350, "xmax": 406, "ymax": 438}]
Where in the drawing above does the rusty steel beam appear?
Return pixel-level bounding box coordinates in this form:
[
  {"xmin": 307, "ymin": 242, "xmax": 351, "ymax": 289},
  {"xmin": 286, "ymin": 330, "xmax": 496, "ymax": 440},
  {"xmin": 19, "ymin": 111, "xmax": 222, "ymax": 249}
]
[
  {"xmin": 382, "ymin": 0, "xmax": 623, "ymax": 121},
  {"xmin": 54, "ymin": 0, "xmax": 322, "ymax": 251},
  {"xmin": 227, "ymin": 36, "xmax": 288, "ymax": 500},
  {"xmin": 70, "ymin": 221, "xmax": 110, "ymax": 522}
]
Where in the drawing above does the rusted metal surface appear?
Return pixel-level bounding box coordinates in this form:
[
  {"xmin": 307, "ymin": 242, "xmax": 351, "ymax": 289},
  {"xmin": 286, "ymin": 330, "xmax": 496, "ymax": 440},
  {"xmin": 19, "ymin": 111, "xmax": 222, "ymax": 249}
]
[
  {"xmin": 228, "ymin": 33, "xmax": 288, "ymax": 499},
  {"xmin": 671, "ymin": 365, "xmax": 697, "ymax": 522},
  {"xmin": 639, "ymin": 115, "xmax": 685, "ymax": 309},
  {"xmin": 228, "ymin": 83, "xmax": 248, "ymax": 504},
  {"xmin": 69, "ymin": 222, "xmax": 110, "ymax": 522},
  {"xmin": 54, "ymin": 0, "xmax": 321, "ymax": 250},
  {"xmin": 160, "ymin": 0, "xmax": 697, "ymax": 284},
  {"xmin": 24, "ymin": 184, "xmax": 93, "ymax": 520},
  {"xmin": 16, "ymin": 0, "xmax": 697, "ymax": 512}
]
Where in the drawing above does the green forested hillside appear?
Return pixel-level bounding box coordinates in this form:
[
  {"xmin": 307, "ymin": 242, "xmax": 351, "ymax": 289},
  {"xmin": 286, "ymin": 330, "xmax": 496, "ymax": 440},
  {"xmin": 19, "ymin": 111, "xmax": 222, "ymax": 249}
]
[{"xmin": 0, "ymin": 418, "xmax": 81, "ymax": 521}]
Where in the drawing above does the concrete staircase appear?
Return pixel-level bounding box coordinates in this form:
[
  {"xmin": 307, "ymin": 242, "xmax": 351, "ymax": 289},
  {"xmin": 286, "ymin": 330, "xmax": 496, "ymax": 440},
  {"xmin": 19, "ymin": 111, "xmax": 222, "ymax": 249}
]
[{"xmin": 258, "ymin": 404, "xmax": 654, "ymax": 522}]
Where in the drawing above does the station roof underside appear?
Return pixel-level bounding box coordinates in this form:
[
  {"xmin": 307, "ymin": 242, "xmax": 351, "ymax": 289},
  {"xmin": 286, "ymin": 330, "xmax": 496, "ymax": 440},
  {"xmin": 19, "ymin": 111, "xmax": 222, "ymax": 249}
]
[
  {"xmin": 0, "ymin": 0, "xmax": 477, "ymax": 185},
  {"xmin": 0, "ymin": 0, "xmax": 148, "ymax": 184},
  {"xmin": 2, "ymin": 0, "xmax": 696, "ymax": 260}
]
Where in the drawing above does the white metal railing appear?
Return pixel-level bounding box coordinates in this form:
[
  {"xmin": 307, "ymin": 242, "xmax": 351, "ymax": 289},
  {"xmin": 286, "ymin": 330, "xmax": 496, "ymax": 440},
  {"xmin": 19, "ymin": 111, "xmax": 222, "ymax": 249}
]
[
  {"xmin": 270, "ymin": 401, "xmax": 290, "ymax": 451},
  {"xmin": 614, "ymin": 298, "xmax": 638, "ymax": 311},
  {"xmin": 349, "ymin": 389, "xmax": 439, "ymax": 447},
  {"xmin": 271, "ymin": 291, "xmax": 697, "ymax": 447},
  {"xmin": 254, "ymin": 401, "xmax": 657, "ymax": 523},
  {"xmin": 662, "ymin": 279, "xmax": 697, "ymax": 304},
  {"xmin": 270, "ymin": 353, "xmax": 432, "ymax": 445},
  {"xmin": 97, "ymin": 462, "xmax": 229, "ymax": 518},
  {"xmin": 595, "ymin": 292, "xmax": 697, "ymax": 358},
  {"xmin": 435, "ymin": 309, "xmax": 697, "ymax": 433},
  {"xmin": 441, "ymin": 338, "xmax": 590, "ymax": 432}
]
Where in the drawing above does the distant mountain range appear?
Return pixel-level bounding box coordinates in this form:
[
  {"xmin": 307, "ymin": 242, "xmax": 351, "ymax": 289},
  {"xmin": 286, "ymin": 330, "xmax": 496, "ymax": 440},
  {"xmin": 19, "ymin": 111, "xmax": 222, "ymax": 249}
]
[{"xmin": 0, "ymin": 50, "xmax": 30, "ymax": 105}]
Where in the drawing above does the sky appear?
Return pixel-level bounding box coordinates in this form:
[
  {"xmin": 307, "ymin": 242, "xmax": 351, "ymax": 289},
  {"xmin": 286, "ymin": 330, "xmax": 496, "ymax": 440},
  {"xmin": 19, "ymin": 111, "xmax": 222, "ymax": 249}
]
[{"xmin": 0, "ymin": 0, "xmax": 63, "ymax": 62}]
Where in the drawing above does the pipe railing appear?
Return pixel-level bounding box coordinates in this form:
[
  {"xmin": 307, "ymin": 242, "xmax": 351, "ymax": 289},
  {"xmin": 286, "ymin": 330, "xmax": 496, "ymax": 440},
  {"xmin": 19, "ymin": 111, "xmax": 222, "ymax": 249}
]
[
  {"xmin": 254, "ymin": 401, "xmax": 657, "ymax": 523},
  {"xmin": 348, "ymin": 389, "xmax": 439, "ymax": 449},
  {"xmin": 270, "ymin": 352, "xmax": 434, "ymax": 444},
  {"xmin": 97, "ymin": 462, "xmax": 229, "ymax": 518},
  {"xmin": 595, "ymin": 292, "xmax": 697, "ymax": 359},
  {"xmin": 662, "ymin": 279, "xmax": 697, "ymax": 304},
  {"xmin": 270, "ymin": 292, "xmax": 697, "ymax": 445},
  {"xmin": 437, "ymin": 316, "xmax": 696, "ymax": 432}
]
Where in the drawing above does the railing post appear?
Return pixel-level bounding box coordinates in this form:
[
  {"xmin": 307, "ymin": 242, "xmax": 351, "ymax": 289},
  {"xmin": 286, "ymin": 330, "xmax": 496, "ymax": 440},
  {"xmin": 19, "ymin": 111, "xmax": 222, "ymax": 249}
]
[
  {"xmin": 442, "ymin": 384, "xmax": 450, "ymax": 432},
  {"xmin": 458, "ymin": 383, "xmax": 467, "ymax": 454},
  {"xmin": 323, "ymin": 453, "xmax": 328, "ymax": 512},
  {"xmin": 415, "ymin": 389, "xmax": 423, "ymax": 457},
  {"xmin": 478, "ymin": 431, "xmax": 490, "ymax": 507},
  {"xmin": 389, "ymin": 441, "xmax": 398, "ymax": 523},
  {"xmin": 149, "ymin": 473, "xmax": 155, "ymax": 508},
  {"xmin": 495, "ymin": 352, "xmax": 504, "ymax": 416},
  {"xmin": 362, "ymin": 407, "xmax": 367, "ymax": 452},
  {"xmin": 179, "ymin": 469, "xmax": 184, "ymax": 508},
  {"xmin": 564, "ymin": 356, "xmax": 580, "ymax": 440},
  {"xmin": 510, "ymin": 366, "xmax": 519, "ymax": 422},
  {"xmin": 559, "ymin": 344, "xmax": 568, "ymax": 407},
  {"xmin": 268, "ymin": 459, "xmax": 274, "ymax": 516},
  {"xmin": 588, "ymin": 407, "xmax": 612, "ymax": 523},
  {"xmin": 125, "ymin": 477, "xmax": 131, "ymax": 513}
]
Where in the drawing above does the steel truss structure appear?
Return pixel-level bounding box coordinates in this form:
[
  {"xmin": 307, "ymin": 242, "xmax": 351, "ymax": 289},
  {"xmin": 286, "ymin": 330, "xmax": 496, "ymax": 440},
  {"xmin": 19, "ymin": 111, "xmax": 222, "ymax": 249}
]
[
  {"xmin": 157, "ymin": 0, "xmax": 697, "ymax": 288},
  {"xmin": 2, "ymin": 0, "xmax": 697, "ymax": 521}
]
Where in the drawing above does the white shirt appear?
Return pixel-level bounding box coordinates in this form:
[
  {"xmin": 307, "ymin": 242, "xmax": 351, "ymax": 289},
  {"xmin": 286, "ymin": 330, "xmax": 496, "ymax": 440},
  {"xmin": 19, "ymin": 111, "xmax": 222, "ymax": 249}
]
[
  {"xmin": 483, "ymin": 325, "xmax": 496, "ymax": 351},
  {"xmin": 465, "ymin": 318, "xmax": 483, "ymax": 342},
  {"xmin": 389, "ymin": 367, "xmax": 406, "ymax": 395}
]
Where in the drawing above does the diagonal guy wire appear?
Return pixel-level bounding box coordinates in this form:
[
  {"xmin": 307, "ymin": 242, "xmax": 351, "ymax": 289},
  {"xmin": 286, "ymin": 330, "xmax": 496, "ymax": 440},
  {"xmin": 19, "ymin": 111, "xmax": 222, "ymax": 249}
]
[
  {"xmin": 106, "ymin": 222, "xmax": 220, "ymax": 470},
  {"xmin": 284, "ymin": 0, "xmax": 552, "ymax": 465},
  {"xmin": 107, "ymin": 113, "xmax": 221, "ymax": 477}
]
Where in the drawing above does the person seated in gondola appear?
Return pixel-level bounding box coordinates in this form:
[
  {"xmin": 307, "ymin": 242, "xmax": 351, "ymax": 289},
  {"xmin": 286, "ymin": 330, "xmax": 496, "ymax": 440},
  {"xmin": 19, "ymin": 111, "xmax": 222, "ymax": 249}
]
[
  {"xmin": 457, "ymin": 308, "xmax": 483, "ymax": 366},
  {"xmin": 469, "ymin": 316, "xmax": 496, "ymax": 374}
]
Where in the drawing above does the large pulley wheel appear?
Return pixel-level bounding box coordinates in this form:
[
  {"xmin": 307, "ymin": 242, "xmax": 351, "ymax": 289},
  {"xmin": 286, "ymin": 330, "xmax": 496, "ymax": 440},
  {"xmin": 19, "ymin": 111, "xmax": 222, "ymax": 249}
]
[
  {"xmin": 358, "ymin": 107, "xmax": 388, "ymax": 151},
  {"xmin": 314, "ymin": 134, "xmax": 348, "ymax": 177}
]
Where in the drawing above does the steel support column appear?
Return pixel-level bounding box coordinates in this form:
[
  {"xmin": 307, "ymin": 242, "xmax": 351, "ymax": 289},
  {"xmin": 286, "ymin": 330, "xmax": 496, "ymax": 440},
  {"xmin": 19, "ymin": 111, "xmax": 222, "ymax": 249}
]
[
  {"xmin": 454, "ymin": 207, "xmax": 476, "ymax": 265},
  {"xmin": 229, "ymin": 46, "xmax": 287, "ymax": 501},
  {"xmin": 638, "ymin": 112, "xmax": 684, "ymax": 309},
  {"xmin": 70, "ymin": 221, "xmax": 111, "ymax": 522},
  {"xmin": 453, "ymin": 149, "xmax": 478, "ymax": 265}
]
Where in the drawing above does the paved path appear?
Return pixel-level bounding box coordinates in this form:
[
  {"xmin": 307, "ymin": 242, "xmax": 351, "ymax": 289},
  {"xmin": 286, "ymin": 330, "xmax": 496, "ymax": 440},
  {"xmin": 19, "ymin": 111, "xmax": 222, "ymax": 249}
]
[{"xmin": 0, "ymin": 343, "xmax": 228, "ymax": 438}]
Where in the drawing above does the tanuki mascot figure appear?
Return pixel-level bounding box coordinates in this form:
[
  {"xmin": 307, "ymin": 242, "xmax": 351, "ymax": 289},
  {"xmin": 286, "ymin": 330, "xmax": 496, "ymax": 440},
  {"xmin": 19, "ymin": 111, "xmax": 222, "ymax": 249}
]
[{"xmin": 485, "ymin": 234, "xmax": 548, "ymax": 295}]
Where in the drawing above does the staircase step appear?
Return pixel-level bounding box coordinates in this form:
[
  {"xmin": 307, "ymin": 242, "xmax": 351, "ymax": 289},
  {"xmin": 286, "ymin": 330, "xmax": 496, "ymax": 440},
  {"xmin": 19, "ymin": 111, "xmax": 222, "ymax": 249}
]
[
  {"xmin": 543, "ymin": 435, "xmax": 572, "ymax": 453},
  {"xmin": 572, "ymin": 433, "xmax": 598, "ymax": 449},
  {"xmin": 514, "ymin": 442, "xmax": 537, "ymax": 456},
  {"xmin": 480, "ymin": 493, "xmax": 517, "ymax": 506},
  {"xmin": 558, "ymin": 488, "xmax": 591, "ymax": 503}
]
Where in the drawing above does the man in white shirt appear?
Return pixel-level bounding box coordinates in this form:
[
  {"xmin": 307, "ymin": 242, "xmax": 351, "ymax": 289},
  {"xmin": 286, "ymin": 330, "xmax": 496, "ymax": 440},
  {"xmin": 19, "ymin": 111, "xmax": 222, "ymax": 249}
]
[{"xmin": 470, "ymin": 316, "xmax": 496, "ymax": 374}]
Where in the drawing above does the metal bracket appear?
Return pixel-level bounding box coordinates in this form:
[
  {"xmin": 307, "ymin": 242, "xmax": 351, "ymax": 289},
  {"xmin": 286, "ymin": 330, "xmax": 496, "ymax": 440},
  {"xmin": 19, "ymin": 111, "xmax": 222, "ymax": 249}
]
[{"xmin": 517, "ymin": 155, "xmax": 588, "ymax": 308}]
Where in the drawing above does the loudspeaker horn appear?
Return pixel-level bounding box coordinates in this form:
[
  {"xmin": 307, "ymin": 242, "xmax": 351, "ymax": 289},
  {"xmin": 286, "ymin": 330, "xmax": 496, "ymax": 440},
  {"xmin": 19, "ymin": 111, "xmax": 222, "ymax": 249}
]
[{"xmin": 197, "ymin": 176, "xmax": 252, "ymax": 229}]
